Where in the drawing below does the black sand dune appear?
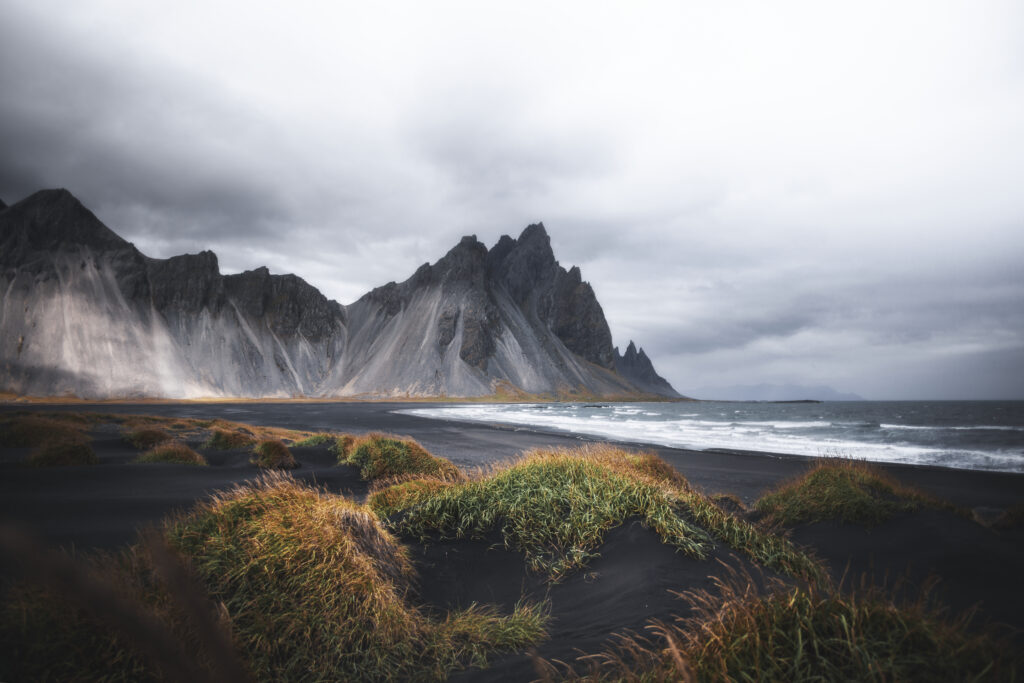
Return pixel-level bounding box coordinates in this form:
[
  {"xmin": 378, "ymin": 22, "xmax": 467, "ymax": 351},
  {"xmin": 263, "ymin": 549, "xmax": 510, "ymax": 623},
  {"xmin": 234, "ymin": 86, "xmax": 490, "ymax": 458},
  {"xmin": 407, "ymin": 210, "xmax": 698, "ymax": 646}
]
[
  {"xmin": 2, "ymin": 402, "xmax": 1023, "ymax": 679},
  {"xmin": 788, "ymin": 508, "xmax": 1024, "ymax": 639}
]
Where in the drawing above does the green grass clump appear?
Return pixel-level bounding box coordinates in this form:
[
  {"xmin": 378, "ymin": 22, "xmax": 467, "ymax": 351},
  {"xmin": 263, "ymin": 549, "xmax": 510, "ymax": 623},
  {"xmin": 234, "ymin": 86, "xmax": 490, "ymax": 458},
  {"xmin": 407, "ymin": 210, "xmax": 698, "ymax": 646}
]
[
  {"xmin": 294, "ymin": 432, "xmax": 337, "ymax": 447},
  {"xmin": 27, "ymin": 439, "xmax": 98, "ymax": 467},
  {"xmin": 135, "ymin": 442, "xmax": 207, "ymax": 466},
  {"xmin": 369, "ymin": 478, "xmax": 454, "ymax": 517},
  {"xmin": 2, "ymin": 474, "xmax": 547, "ymax": 681},
  {"xmin": 123, "ymin": 427, "xmax": 172, "ymax": 449},
  {"xmin": 251, "ymin": 439, "xmax": 297, "ymax": 469},
  {"xmin": 755, "ymin": 459, "xmax": 948, "ymax": 527},
  {"xmin": 344, "ymin": 433, "xmax": 463, "ymax": 482},
  {"xmin": 202, "ymin": 428, "xmax": 255, "ymax": 450},
  {"xmin": 388, "ymin": 445, "xmax": 822, "ymax": 582},
  {"xmin": 576, "ymin": 574, "xmax": 1017, "ymax": 682}
]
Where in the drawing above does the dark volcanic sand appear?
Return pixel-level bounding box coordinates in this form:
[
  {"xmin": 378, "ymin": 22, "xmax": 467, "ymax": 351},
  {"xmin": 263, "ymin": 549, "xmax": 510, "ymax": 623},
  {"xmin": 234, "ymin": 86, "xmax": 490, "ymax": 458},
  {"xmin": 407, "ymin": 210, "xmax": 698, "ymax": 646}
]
[{"xmin": 2, "ymin": 401, "xmax": 1023, "ymax": 678}]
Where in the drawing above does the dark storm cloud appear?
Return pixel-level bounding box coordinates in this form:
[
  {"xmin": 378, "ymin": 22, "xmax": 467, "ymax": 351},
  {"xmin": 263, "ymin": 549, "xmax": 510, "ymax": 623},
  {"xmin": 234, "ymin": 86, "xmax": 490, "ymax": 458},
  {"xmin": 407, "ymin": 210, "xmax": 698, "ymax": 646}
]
[{"xmin": 0, "ymin": 14, "xmax": 289, "ymax": 251}]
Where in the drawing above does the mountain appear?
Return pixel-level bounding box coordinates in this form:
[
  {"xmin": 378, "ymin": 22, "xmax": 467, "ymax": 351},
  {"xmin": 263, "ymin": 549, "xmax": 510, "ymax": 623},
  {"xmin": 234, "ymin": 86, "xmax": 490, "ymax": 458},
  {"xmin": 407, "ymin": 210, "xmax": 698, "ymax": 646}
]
[
  {"xmin": 614, "ymin": 341, "xmax": 680, "ymax": 397},
  {"xmin": 0, "ymin": 189, "xmax": 680, "ymax": 400},
  {"xmin": 694, "ymin": 383, "xmax": 865, "ymax": 402}
]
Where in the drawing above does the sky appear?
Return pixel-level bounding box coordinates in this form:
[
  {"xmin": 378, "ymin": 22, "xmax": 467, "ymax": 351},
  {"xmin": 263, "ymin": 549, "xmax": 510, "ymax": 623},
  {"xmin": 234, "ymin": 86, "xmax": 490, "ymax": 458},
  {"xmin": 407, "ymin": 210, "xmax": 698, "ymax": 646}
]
[{"xmin": 1, "ymin": 1, "xmax": 1022, "ymax": 400}]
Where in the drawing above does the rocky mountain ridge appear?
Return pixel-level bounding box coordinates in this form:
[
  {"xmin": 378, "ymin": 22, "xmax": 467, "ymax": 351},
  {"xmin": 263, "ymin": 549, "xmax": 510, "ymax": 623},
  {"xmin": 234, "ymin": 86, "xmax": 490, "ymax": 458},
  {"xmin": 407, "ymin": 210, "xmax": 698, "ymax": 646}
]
[{"xmin": 0, "ymin": 189, "xmax": 680, "ymax": 399}]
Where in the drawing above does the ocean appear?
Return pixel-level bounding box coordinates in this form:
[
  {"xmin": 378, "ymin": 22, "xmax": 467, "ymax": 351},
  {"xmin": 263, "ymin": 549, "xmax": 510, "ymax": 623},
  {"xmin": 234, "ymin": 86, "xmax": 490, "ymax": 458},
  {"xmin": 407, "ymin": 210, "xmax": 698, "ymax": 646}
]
[{"xmin": 400, "ymin": 401, "xmax": 1024, "ymax": 473}]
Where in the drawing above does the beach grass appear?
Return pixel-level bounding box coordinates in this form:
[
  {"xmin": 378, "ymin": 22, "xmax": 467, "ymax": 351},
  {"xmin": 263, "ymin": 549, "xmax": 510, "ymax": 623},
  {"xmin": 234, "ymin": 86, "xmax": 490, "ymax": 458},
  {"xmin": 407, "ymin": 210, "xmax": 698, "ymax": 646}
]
[
  {"xmin": 368, "ymin": 477, "xmax": 455, "ymax": 517},
  {"xmin": 563, "ymin": 571, "xmax": 1017, "ymax": 681},
  {"xmin": 0, "ymin": 414, "xmax": 89, "ymax": 447},
  {"xmin": 381, "ymin": 445, "xmax": 824, "ymax": 583},
  {"xmin": 27, "ymin": 439, "xmax": 99, "ymax": 467},
  {"xmin": 203, "ymin": 427, "xmax": 256, "ymax": 450},
  {"xmin": 1, "ymin": 473, "xmax": 547, "ymax": 681},
  {"xmin": 250, "ymin": 439, "xmax": 297, "ymax": 469},
  {"xmin": 342, "ymin": 433, "xmax": 465, "ymax": 482},
  {"xmin": 0, "ymin": 414, "xmax": 99, "ymax": 466},
  {"xmin": 754, "ymin": 459, "xmax": 953, "ymax": 527},
  {"xmin": 136, "ymin": 441, "xmax": 207, "ymax": 466},
  {"xmin": 123, "ymin": 427, "xmax": 173, "ymax": 449},
  {"xmin": 294, "ymin": 432, "xmax": 337, "ymax": 447}
]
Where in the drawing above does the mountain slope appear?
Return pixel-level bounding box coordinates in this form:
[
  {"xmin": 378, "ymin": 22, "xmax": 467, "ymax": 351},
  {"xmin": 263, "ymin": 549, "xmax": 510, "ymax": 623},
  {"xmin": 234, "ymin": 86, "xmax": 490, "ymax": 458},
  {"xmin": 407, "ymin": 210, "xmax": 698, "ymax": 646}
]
[{"xmin": 0, "ymin": 189, "xmax": 680, "ymax": 399}]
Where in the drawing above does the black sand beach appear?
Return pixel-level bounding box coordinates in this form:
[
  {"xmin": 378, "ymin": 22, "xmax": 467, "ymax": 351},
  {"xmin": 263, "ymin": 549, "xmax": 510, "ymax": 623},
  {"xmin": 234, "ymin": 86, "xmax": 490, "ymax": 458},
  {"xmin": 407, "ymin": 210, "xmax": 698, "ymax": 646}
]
[{"xmin": 2, "ymin": 401, "xmax": 1023, "ymax": 679}]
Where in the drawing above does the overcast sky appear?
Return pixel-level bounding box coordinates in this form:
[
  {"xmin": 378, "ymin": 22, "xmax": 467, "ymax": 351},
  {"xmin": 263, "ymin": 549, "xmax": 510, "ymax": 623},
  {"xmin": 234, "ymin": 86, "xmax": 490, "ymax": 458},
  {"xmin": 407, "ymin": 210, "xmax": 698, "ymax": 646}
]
[{"xmin": 2, "ymin": 1, "xmax": 1022, "ymax": 400}]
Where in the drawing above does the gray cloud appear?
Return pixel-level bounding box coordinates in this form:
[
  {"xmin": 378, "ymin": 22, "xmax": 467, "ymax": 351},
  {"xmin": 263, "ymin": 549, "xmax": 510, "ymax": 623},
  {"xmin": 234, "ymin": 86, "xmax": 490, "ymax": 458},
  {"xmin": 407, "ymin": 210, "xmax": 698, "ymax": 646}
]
[{"xmin": 1, "ymin": 1, "xmax": 1022, "ymax": 399}]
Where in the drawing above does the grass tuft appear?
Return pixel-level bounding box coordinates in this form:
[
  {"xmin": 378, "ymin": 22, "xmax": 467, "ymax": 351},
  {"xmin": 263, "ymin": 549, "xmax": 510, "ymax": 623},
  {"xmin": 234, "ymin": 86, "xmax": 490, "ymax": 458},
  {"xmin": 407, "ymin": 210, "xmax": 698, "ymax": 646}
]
[
  {"xmin": 330, "ymin": 434, "xmax": 356, "ymax": 458},
  {"xmin": 203, "ymin": 428, "xmax": 255, "ymax": 450},
  {"xmin": 250, "ymin": 439, "xmax": 297, "ymax": 469},
  {"xmin": 123, "ymin": 427, "xmax": 172, "ymax": 449},
  {"xmin": 28, "ymin": 439, "xmax": 98, "ymax": 467},
  {"xmin": 368, "ymin": 477, "xmax": 455, "ymax": 517},
  {"xmin": 570, "ymin": 571, "xmax": 1018, "ymax": 681},
  {"xmin": 1, "ymin": 415, "xmax": 87, "ymax": 447},
  {"xmin": 385, "ymin": 445, "xmax": 823, "ymax": 583},
  {"xmin": 2, "ymin": 474, "xmax": 547, "ymax": 681},
  {"xmin": 164, "ymin": 473, "xmax": 545, "ymax": 679},
  {"xmin": 343, "ymin": 433, "xmax": 464, "ymax": 482},
  {"xmin": 755, "ymin": 459, "xmax": 952, "ymax": 527},
  {"xmin": 294, "ymin": 433, "xmax": 337, "ymax": 447},
  {"xmin": 136, "ymin": 442, "xmax": 208, "ymax": 466}
]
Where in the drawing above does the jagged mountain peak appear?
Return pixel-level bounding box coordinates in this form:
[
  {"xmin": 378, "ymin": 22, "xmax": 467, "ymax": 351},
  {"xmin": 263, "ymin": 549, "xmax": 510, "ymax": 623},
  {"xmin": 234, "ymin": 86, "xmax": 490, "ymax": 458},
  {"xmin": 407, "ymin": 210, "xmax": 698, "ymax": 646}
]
[
  {"xmin": 0, "ymin": 197, "xmax": 7, "ymax": 211},
  {"xmin": 433, "ymin": 235, "xmax": 489, "ymax": 286},
  {"xmin": 518, "ymin": 221, "xmax": 548, "ymax": 241},
  {"xmin": 615, "ymin": 340, "xmax": 679, "ymax": 398},
  {"xmin": 620, "ymin": 340, "xmax": 644, "ymax": 359},
  {"xmin": 2, "ymin": 188, "xmax": 129, "ymax": 254}
]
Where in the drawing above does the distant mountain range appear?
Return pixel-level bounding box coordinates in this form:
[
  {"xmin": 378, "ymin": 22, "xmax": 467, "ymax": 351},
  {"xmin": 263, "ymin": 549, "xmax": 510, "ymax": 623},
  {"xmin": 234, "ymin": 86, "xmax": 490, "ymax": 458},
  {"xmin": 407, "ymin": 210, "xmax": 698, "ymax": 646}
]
[
  {"xmin": 694, "ymin": 383, "xmax": 865, "ymax": 402},
  {"xmin": 0, "ymin": 189, "xmax": 679, "ymax": 400}
]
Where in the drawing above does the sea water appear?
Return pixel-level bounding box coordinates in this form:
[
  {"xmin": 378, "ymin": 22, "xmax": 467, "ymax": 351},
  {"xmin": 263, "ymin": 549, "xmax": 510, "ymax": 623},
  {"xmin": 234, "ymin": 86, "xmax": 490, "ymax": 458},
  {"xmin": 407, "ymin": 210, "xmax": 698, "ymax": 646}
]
[{"xmin": 400, "ymin": 401, "xmax": 1024, "ymax": 473}]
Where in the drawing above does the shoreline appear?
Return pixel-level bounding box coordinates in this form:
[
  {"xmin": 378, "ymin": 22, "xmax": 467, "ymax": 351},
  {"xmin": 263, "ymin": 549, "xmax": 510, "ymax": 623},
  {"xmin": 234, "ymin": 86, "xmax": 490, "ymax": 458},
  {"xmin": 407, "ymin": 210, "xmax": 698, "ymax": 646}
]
[{"xmin": 2, "ymin": 401, "xmax": 1022, "ymax": 524}]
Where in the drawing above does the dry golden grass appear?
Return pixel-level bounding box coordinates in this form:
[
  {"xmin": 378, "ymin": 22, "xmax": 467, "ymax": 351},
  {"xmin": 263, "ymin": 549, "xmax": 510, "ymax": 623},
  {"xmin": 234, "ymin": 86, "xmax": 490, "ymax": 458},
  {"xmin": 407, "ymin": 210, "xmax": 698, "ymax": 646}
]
[
  {"xmin": 755, "ymin": 459, "xmax": 957, "ymax": 527},
  {"xmin": 27, "ymin": 439, "xmax": 99, "ymax": 467},
  {"xmin": 553, "ymin": 568, "xmax": 1018, "ymax": 682},
  {"xmin": 0, "ymin": 414, "xmax": 99, "ymax": 466},
  {"xmin": 203, "ymin": 428, "xmax": 256, "ymax": 450},
  {"xmin": 1, "ymin": 473, "xmax": 547, "ymax": 681},
  {"xmin": 250, "ymin": 439, "xmax": 297, "ymax": 469},
  {"xmin": 136, "ymin": 441, "xmax": 208, "ymax": 466},
  {"xmin": 0, "ymin": 414, "xmax": 88, "ymax": 447},
  {"xmin": 368, "ymin": 476, "xmax": 456, "ymax": 517},
  {"xmin": 123, "ymin": 427, "xmax": 172, "ymax": 449}
]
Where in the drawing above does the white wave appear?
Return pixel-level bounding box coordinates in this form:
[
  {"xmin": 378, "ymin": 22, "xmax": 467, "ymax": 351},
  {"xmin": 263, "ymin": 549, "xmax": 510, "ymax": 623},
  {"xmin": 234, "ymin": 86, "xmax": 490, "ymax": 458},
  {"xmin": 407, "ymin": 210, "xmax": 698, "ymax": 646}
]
[
  {"xmin": 398, "ymin": 405, "xmax": 1024, "ymax": 473},
  {"xmin": 740, "ymin": 420, "xmax": 833, "ymax": 429}
]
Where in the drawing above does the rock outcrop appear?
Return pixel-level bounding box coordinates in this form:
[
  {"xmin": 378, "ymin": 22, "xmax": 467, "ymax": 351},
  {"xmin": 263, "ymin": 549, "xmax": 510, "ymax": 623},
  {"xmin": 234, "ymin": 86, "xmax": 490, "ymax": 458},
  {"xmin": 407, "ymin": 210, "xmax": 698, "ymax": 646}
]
[
  {"xmin": 614, "ymin": 341, "xmax": 680, "ymax": 398},
  {"xmin": 0, "ymin": 189, "xmax": 680, "ymax": 399}
]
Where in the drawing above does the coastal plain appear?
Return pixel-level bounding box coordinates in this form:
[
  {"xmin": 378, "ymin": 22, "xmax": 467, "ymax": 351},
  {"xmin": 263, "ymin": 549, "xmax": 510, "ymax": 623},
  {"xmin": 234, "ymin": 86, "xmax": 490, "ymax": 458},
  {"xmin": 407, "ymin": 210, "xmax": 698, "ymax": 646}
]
[{"xmin": 2, "ymin": 401, "xmax": 1023, "ymax": 680}]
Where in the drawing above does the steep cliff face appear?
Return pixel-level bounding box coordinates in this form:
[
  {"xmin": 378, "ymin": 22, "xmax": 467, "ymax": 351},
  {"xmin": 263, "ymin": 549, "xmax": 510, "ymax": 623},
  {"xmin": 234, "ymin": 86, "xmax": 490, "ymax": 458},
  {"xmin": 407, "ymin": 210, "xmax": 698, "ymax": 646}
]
[
  {"xmin": 0, "ymin": 189, "xmax": 346, "ymax": 397},
  {"xmin": 0, "ymin": 189, "xmax": 679, "ymax": 399}
]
